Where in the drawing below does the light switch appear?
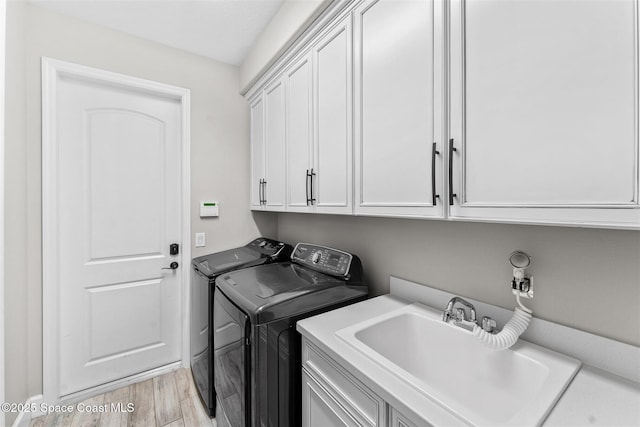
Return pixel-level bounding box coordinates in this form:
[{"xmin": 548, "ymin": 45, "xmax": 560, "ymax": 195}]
[{"xmin": 195, "ymin": 232, "xmax": 206, "ymax": 247}]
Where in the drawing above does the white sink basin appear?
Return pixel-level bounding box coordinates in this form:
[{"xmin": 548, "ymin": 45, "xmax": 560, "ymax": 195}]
[{"xmin": 336, "ymin": 303, "xmax": 581, "ymax": 426}]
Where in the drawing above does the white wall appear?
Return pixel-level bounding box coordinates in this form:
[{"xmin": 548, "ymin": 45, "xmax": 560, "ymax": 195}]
[
  {"xmin": 278, "ymin": 213, "xmax": 640, "ymax": 346},
  {"xmin": 0, "ymin": 0, "xmax": 6, "ymax": 423},
  {"xmin": 5, "ymin": 3, "xmax": 276, "ymax": 423},
  {"xmin": 5, "ymin": 2, "xmax": 28, "ymax": 424},
  {"xmin": 239, "ymin": 0, "xmax": 330, "ymax": 92}
]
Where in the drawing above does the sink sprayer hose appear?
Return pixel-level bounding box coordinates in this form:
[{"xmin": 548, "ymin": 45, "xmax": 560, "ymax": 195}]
[{"xmin": 472, "ymin": 294, "xmax": 532, "ymax": 350}]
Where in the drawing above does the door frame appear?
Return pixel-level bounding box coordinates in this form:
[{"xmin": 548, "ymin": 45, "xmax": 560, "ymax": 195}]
[{"xmin": 42, "ymin": 57, "xmax": 191, "ymax": 404}]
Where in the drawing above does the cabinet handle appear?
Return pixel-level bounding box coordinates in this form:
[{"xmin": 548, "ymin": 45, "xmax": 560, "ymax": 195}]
[
  {"xmin": 432, "ymin": 142, "xmax": 440, "ymax": 206},
  {"xmin": 262, "ymin": 180, "xmax": 267, "ymax": 205},
  {"xmin": 448, "ymin": 138, "xmax": 457, "ymax": 206},
  {"xmin": 258, "ymin": 179, "xmax": 263, "ymax": 205},
  {"xmin": 310, "ymin": 169, "xmax": 316, "ymax": 205},
  {"xmin": 306, "ymin": 169, "xmax": 311, "ymax": 206}
]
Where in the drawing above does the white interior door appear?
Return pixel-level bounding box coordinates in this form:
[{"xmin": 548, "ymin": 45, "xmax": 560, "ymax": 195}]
[{"xmin": 45, "ymin": 59, "xmax": 186, "ymax": 397}]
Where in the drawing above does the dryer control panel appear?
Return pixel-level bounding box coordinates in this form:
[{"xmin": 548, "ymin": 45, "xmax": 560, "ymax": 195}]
[
  {"xmin": 291, "ymin": 243, "xmax": 353, "ymax": 277},
  {"xmin": 247, "ymin": 238, "xmax": 289, "ymax": 257}
]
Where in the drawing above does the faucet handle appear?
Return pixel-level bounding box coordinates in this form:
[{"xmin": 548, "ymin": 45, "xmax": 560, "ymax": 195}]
[
  {"xmin": 481, "ymin": 316, "xmax": 497, "ymax": 333},
  {"xmin": 455, "ymin": 307, "xmax": 467, "ymax": 322}
]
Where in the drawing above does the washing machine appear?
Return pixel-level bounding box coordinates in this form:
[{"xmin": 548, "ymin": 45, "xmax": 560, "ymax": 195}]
[
  {"xmin": 213, "ymin": 243, "xmax": 368, "ymax": 427},
  {"xmin": 190, "ymin": 237, "xmax": 292, "ymax": 416}
]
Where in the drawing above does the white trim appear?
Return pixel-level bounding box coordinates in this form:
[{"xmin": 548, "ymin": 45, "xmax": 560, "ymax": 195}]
[
  {"xmin": 0, "ymin": 1, "xmax": 6, "ymax": 425},
  {"xmin": 180, "ymin": 88, "xmax": 192, "ymax": 369},
  {"xmin": 10, "ymin": 395, "xmax": 42, "ymax": 427},
  {"xmin": 390, "ymin": 276, "xmax": 640, "ymax": 383},
  {"xmin": 41, "ymin": 57, "xmax": 191, "ymax": 405},
  {"xmin": 242, "ymin": 0, "xmax": 354, "ymax": 97},
  {"xmin": 11, "ymin": 361, "xmax": 182, "ymax": 427},
  {"xmin": 58, "ymin": 361, "xmax": 182, "ymax": 405}
]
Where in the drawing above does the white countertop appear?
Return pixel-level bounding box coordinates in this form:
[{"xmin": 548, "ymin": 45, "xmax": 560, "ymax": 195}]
[{"xmin": 297, "ymin": 294, "xmax": 640, "ymax": 426}]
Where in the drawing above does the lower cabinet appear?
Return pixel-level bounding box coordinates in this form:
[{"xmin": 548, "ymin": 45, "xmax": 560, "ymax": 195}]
[
  {"xmin": 302, "ymin": 338, "xmax": 429, "ymax": 427},
  {"xmin": 302, "ymin": 369, "xmax": 363, "ymax": 427}
]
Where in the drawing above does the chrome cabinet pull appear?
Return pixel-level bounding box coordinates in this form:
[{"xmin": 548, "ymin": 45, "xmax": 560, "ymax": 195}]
[
  {"xmin": 448, "ymin": 138, "xmax": 457, "ymax": 206},
  {"xmin": 432, "ymin": 142, "xmax": 440, "ymax": 206}
]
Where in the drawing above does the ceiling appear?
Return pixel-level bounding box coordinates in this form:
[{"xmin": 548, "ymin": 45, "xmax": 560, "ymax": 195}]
[{"xmin": 27, "ymin": 0, "xmax": 285, "ymax": 65}]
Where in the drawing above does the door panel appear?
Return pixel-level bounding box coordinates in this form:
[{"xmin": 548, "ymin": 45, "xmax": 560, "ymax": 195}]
[
  {"xmin": 250, "ymin": 96, "xmax": 265, "ymax": 209},
  {"xmin": 448, "ymin": 0, "xmax": 640, "ymax": 228},
  {"xmin": 462, "ymin": 0, "xmax": 636, "ymax": 205},
  {"xmin": 286, "ymin": 54, "xmax": 313, "ymax": 212},
  {"xmin": 87, "ymin": 109, "xmax": 164, "ymax": 260},
  {"xmin": 214, "ymin": 291, "xmax": 249, "ymax": 427},
  {"xmin": 57, "ymin": 74, "xmax": 182, "ymax": 396},
  {"xmin": 314, "ymin": 18, "xmax": 353, "ymax": 214},
  {"xmin": 86, "ymin": 279, "xmax": 163, "ymax": 362},
  {"xmin": 265, "ymin": 79, "xmax": 287, "ymax": 211},
  {"xmin": 354, "ymin": 0, "xmax": 443, "ymax": 217},
  {"xmin": 358, "ymin": 0, "xmax": 434, "ymax": 204},
  {"xmin": 302, "ymin": 370, "xmax": 360, "ymax": 427}
]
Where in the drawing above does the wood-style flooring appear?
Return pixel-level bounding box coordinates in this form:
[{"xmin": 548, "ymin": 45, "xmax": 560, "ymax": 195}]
[{"xmin": 30, "ymin": 368, "xmax": 217, "ymax": 427}]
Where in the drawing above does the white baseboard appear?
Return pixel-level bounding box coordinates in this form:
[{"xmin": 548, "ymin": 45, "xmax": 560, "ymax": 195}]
[
  {"xmin": 11, "ymin": 395, "xmax": 43, "ymax": 427},
  {"xmin": 14, "ymin": 361, "xmax": 182, "ymax": 426},
  {"xmin": 59, "ymin": 362, "xmax": 182, "ymax": 405}
]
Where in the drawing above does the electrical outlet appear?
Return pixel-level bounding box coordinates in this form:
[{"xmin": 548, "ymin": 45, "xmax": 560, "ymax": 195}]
[
  {"xmin": 511, "ymin": 276, "xmax": 534, "ymax": 299},
  {"xmin": 195, "ymin": 232, "xmax": 206, "ymax": 247}
]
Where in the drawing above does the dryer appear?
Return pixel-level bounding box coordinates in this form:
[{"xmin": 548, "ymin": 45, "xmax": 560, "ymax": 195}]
[
  {"xmin": 213, "ymin": 243, "xmax": 368, "ymax": 427},
  {"xmin": 190, "ymin": 237, "xmax": 292, "ymax": 416}
]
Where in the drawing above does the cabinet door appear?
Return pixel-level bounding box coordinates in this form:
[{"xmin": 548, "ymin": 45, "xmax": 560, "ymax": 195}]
[
  {"xmin": 250, "ymin": 95, "xmax": 265, "ymax": 210},
  {"xmin": 264, "ymin": 78, "xmax": 287, "ymax": 211},
  {"xmin": 449, "ymin": 0, "xmax": 640, "ymax": 228},
  {"xmin": 354, "ymin": 0, "xmax": 444, "ymax": 218},
  {"xmin": 286, "ymin": 53, "xmax": 314, "ymax": 212},
  {"xmin": 302, "ymin": 369, "xmax": 362, "ymax": 427},
  {"xmin": 313, "ymin": 17, "xmax": 354, "ymax": 215}
]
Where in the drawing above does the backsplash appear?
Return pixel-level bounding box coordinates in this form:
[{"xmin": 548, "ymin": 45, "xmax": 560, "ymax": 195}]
[{"xmin": 275, "ymin": 212, "xmax": 640, "ymax": 346}]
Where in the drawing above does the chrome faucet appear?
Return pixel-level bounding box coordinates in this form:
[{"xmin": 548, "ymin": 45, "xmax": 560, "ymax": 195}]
[
  {"xmin": 443, "ymin": 296, "xmax": 477, "ymax": 324},
  {"xmin": 443, "ymin": 296, "xmax": 498, "ymax": 333}
]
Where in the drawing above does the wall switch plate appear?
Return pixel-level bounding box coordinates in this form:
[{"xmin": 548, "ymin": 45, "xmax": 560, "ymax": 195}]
[{"xmin": 195, "ymin": 232, "xmax": 206, "ymax": 247}]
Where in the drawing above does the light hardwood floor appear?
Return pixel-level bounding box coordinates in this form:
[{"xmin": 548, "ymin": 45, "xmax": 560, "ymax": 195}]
[{"xmin": 30, "ymin": 368, "xmax": 217, "ymax": 427}]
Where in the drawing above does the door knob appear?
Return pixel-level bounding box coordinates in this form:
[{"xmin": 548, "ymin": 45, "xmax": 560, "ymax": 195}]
[{"xmin": 162, "ymin": 262, "xmax": 179, "ymax": 270}]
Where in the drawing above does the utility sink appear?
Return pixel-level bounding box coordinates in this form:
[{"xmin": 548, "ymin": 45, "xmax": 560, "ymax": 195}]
[{"xmin": 336, "ymin": 303, "xmax": 581, "ymax": 426}]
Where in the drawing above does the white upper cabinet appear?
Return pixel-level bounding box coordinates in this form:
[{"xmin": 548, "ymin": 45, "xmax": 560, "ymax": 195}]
[
  {"xmin": 250, "ymin": 95, "xmax": 265, "ymax": 210},
  {"xmin": 354, "ymin": 0, "xmax": 444, "ymax": 218},
  {"xmin": 264, "ymin": 78, "xmax": 287, "ymax": 211},
  {"xmin": 313, "ymin": 16, "xmax": 354, "ymax": 215},
  {"xmin": 286, "ymin": 53, "xmax": 314, "ymax": 213},
  {"xmin": 449, "ymin": 0, "xmax": 640, "ymax": 228},
  {"xmin": 250, "ymin": 78, "xmax": 286, "ymax": 211}
]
